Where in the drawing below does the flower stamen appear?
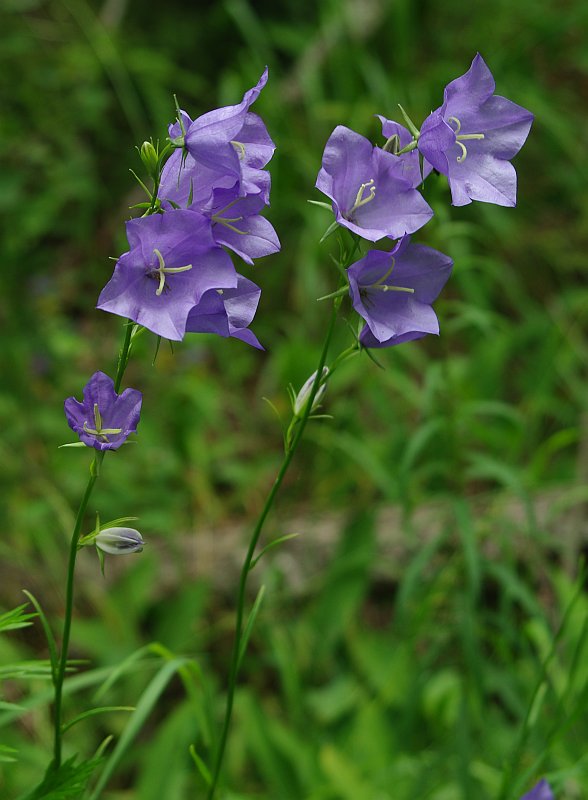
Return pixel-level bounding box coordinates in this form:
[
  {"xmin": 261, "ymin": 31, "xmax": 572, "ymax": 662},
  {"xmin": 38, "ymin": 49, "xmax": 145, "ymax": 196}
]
[
  {"xmin": 148, "ymin": 248, "xmax": 193, "ymax": 296},
  {"xmin": 447, "ymin": 116, "xmax": 485, "ymax": 162},
  {"xmin": 348, "ymin": 179, "xmax": 376, "ymax": 216},
  {"xmin": 83, "ymin": 403, "xmax": 123, "ymax": 442},
  {"xmin": 230, "ymin": 141, "xmax": 246, "ymax": 159}
]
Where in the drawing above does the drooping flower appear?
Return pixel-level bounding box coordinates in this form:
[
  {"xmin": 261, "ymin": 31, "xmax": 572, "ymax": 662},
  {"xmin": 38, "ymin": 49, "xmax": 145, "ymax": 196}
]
[
  {"xmin": 316, "ymin": 125, "xmax": 433, "ymax": 242},
  {"xmin": 175, "ymin": 68, "xmax": 275, "ymax": 184},
  {"xmin": 417, "ymin": 53, "xmax": 534, "ymax": 207},
  {"xmin": 519, "ymin": 779, "xmax": 555, "ymax": 800},
  {"xmin": 64, "ymin": 371, "xmax": 142, "ymax": 451},
  {"xmin": 347, "ymin": 236, "xmax": 453, "ymax": 348},
  {"xmin": 94, "ymin": 527, "xmax": 145, "ymax": 555},
  {"xmin": 97, "ymin": 210, "xmax": 238, "ymax": 341},
  {"xmin": 185, "ymin": 274, "xmax": 264, "ymax": 349}
]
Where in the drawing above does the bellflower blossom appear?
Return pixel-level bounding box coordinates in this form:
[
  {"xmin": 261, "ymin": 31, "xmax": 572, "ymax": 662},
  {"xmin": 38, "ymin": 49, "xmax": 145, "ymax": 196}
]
[
  {"xmin": 97, "ymin": 210, "xmax": 238, "ymax": 341},
  {"xmin": 417, "ymin": 53, "xmax": 534, "ymax": 206},
  {"xmin": 347, "ymin": 236, "xmax": 453, "ymax": 348},
  {"xmin": 316, "ymin": 125, "xmax": 433, "ymax": 241},
  {"xmin": 64, "ymin": 371, "xmax": 142, "ymax": 451},
  {"xmin": 176, "ymin": 68, "xmax": 275, "ymax": 185},
  {"xmin": 519, "ymin": 780, "xmax": 555, "ymax": 800},
  {"xmin": 185, "ymin": 274, "xmax": 263, "ymax": 349}
]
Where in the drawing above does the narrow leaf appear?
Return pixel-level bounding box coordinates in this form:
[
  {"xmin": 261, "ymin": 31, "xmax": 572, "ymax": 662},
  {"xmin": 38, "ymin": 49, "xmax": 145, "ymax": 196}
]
[
  {"xmin": 22, "ymin": 591, "xmax": 58, "ymax": 679},
  {"xmin": 189, "ymin": 744, "xmax": 212, "ymax": 786},
  {"xmin": 250, "ymin": 535, "xmax": 300, "ymax": 570},
  {"xmin": 237, "ymin": 585, "xmax": 266, "ymax": 670}
]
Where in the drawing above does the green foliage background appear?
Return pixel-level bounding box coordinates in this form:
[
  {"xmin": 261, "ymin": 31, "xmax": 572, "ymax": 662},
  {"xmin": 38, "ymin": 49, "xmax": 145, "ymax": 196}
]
[{"xmin": 1, "ymin": 0, "xmax": 588, "ymax": 798}]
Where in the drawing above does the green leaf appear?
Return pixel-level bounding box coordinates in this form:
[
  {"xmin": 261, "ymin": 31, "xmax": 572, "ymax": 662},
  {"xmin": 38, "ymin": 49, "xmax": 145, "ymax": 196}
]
[
  {"xmin": 237, "ymin": 585, "xmax": 266, "ymax": 670},
  {"xmin": 57, "ymin": 442, "xmax": 87, "ymax": 449},
  {"xmin": 22, "ymin": 591, "xmax": 58, "ymax": 680},
  {"xmin": 189, "ymin": 744, "xmax": 212, "ymax": 787},
  {"xmin": 0, "ymin": 602, "xmax": 36, "ymax": 633},
  {"xmin": 87, "ymin": 657, "xmax": 191, "ymax": 800},
  {"xmin": 19, "ymin": 755, "xmax": 102, "ymax": 800},
  {"xmin": 250, "ymin": 534, "xmax": 300, "ymax": 569},
  {"xmin": 307, "ymin": 199, "xmax": 333, "ymax": 212},
  {"xmin": 61, "ymin": 705, "xmax": 134, "ymax": 734}
]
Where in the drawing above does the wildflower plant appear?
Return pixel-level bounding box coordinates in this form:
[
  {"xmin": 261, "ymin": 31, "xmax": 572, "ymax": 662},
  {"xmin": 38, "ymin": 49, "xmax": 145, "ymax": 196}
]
[{"xmin": 6, "ymin": 55, "xmax": 545, "ymax": 798}]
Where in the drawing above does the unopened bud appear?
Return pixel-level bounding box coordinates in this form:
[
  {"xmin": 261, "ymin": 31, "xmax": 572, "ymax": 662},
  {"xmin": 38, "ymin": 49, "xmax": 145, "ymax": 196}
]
[
  {"xmin": 139, "ymin": 141, "xmax": 159, "ymax": 180},
  {"xmin": 94, "ymin": 527, "xmax": 145, "ymax": 555},
  {"xmin": 293, "ymin": 367, "xmax": 329, "ymax": 416}
]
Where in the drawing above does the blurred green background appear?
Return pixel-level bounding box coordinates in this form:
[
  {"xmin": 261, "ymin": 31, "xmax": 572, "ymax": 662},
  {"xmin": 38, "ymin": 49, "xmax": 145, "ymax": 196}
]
[{"xmin": 1, "ymin": 0, "xmax": 588, "ymax": 798}]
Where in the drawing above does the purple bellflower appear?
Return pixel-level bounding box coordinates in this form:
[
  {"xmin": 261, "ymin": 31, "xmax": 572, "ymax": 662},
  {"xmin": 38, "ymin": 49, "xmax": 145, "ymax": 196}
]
[
  {"xmin": 316, "ymin": 125, "xmax": 433, "ymax": 242},
  {"xmin": 347, "ymin": 236, "xmax": 453, "ymax": 348},
  {"xmin": 64, "ymin": 371, "xmax": 142, "ymax": 451},
  {"xmin": 417, "ymin": 53, "xmax": 534, "ymax": 207},
  {"xmin": 97, "ymin": 210, "xmax": 238, "ymax": 341},
  {"xmin": 175, "ymin": 68, "xmax": 275, "ymax": 184},
  {"xmin": 185, "ymin": 274, "xmax": 263, "ymax": 349},
  {"xmin": 519, "ymin": 780, "xmax": 555, "ymax": 800}
]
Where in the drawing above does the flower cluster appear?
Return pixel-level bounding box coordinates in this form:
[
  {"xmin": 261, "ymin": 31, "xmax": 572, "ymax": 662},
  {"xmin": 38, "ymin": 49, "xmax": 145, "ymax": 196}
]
[
  {"xmin": 316, "ymin": 53, "xmax": 533, "ymax": 348},
  {"xmin": 98, "ymin": 68, "xmax": 278, "ymax": 347}
]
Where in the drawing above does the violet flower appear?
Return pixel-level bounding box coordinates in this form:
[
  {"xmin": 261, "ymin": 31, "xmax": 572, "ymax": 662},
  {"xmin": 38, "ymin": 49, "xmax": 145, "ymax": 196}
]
[
  {"xmin": 316, "ymin": 125, "xmax": 433, "ymax": 242},
  {"xmin": 417, "ymin": 53, "xmax": 534, "ymax": 207},
  {"xmin": 97, "ymin": 210, "xmax": 238, "ymax": 341},
  {"xmin": 347, "ymin": 236, "xmax": 452, "ymax": 348},
  {"xmin": 176, "ymin": 68, "xmax": 275, "ymax": 183},
  {"xmin": 185, "ymin": 274, "xmax": 264, "ymax": 349},
  {"xmin": 64, "ymin": 371, "xmax": 142, "ymax": 451},
  {"xmin": 519, "ymin": 779, "xmax": 555, "ymax": 800}
]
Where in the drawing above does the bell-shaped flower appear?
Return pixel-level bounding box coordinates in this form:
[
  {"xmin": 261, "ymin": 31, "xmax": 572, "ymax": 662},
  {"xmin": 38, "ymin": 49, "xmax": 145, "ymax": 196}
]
[
  {"xmin": 347, "ymin": 237, "xmax": 452, "ymax": 348},
  {"xmin": 97, "ymin": 210, "xmax": 238, "ymax": 341},
  {"xmin": 417, "ymin": 53, "xmax": 534, "ymax": 206},
  {"xmin": 64, "ymin": 371, "xmax": 142, "ymax": 451},
  {"xmin": 177, "ymin": 68, "xmax": 275, "ymax": 183},
  {"xmin": 316, "ymin": 125, "xmax": 433, "ymax": 242},
  {"xmin": 519, "ymin": 780, "xmax": 555, "ymax": 800},
  {"xmin": 185, "ymin": 274, "xmax": 263, "ymax": 349},
  {"xmin": 94, "ymin": 527, "xmax": 145, "ymax": 555}
]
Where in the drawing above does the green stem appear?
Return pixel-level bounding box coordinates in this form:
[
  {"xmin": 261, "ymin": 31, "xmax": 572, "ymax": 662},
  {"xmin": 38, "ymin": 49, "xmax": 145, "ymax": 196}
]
[
  {"xmin": 206, "ymin": 297, "xmax": 342, "ymax": 800},
  {"xmin": 52, "ymin": 322, "xmax": 135, "ymax": 770},
  {"xmin": 52, "ymin": 452, "xmax": 103, "ymax": 768}
]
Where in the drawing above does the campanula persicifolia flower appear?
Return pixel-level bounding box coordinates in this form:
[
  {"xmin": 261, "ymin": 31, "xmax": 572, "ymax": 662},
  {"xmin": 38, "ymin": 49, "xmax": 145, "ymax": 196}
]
[
  {"xmin": 64, "ymin": 371, "xmax": 142, "ymax": 451},
  {"xmin": 519, "ymin": 779, "xmax": 555, "ymax": 800},
  {"xmin": 293, "ymin": 367, "xmax": 329, "ymax": 416},
  {"xmin": 97, "ymin": 210, "xmax": 238, "ymax": 341},
  {"xmin": 185, "ymin": 275, "xmax": 263, "ymax": 349},
  {"xmin": 347, "ymin": 236, "xmax": 452, "ymax": 348},
  {"xmin": 316, "ymin": 125, "xmax": 433, "ymax": 242},
  {"xmin": 417, "ymin": 53, "xmax": 534, "ymax": 207},
  {"xmin": 175, "ymin": 68, "xmax": 275, "ymax": 184},
  {"xmin": 94, "ymin": 527, "xmax": 145, "ymax": 555}
]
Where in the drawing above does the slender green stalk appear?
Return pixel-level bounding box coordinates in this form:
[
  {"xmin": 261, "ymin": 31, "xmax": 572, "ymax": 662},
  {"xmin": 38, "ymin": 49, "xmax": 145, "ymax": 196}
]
[
  {"xmin": 206, "ymin": 296, "xmax": 343, "ymax": 800},
  {"xmin": 52, "ymin": 322, "xmax": 135, "ymax": 769}
]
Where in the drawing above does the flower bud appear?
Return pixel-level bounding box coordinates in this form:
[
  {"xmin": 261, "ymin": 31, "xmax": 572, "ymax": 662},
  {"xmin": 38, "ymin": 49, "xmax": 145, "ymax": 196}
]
[
  {"xmin": 94, "ymin": 527, "xmax": 145, "ymax": 555},
  {"xmin": 293, "ymin": 367, "xmax": 329, "ymax": 416},
  {"xmin": 139, "ymin": 141, "xmax": 159, "ymax": 180}
]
